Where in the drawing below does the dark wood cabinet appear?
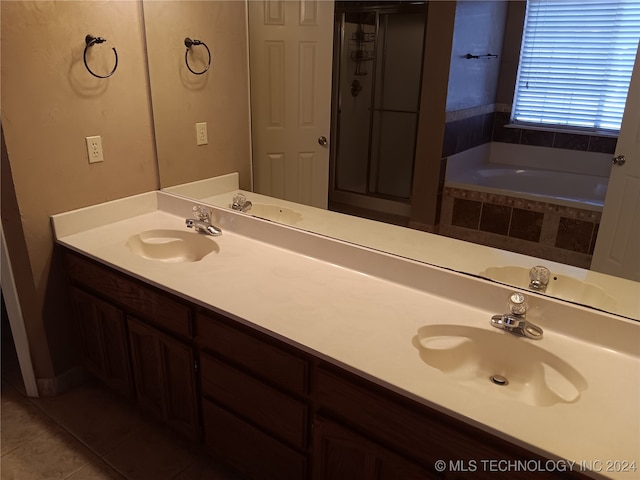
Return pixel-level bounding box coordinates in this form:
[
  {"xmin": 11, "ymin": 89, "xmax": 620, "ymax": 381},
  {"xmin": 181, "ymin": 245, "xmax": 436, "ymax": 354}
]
[
  {"xmin": 128, "ymin": 317, "xmax": 200, "ymax": 441},
  {"xmin": 63, "ymin": 248, "xmax": 589, "ymax": 480},
  {"xmin": 200, "ymin": 352, "xmax": 308, "ymax": 449},
  {"xmin": 64, "ymin": 251, "xmax": 193, "ymax": 337},
  {"xmin": 197, "ymin": 310, "xmax": 311, "ymax": 478},
  {"xmin": 314, "ymin": 365, "xmax": 586, "ymax": 480},
  {"xmin": 196, "ymin": 310, "xmax": 309, "ymax": 395},
  {"xmin": 313, "ymin": 416, "xmax": 437, "ymax": 480},
  {"xmin": 202, "ymin": 398, "xmax": 308, "ymax": 480},
  {"xmin": 65, "ymin": 251, "xmax": 199, "ymax": 441},
  {"xmin": 69, "ymin": 286, "xmax": 133, "ymax": 398}
]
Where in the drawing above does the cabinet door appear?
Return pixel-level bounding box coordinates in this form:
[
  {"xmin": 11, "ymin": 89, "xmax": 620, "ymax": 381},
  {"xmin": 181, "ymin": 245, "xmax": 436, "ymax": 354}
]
[
  {"xmin": 160, "ymin": 328, "xmax": 199, "ymax": 440},
  {"xmin": 70, "ymin": 287, "xmax": 133, "ymax": 398},
  {"xmin": 128, "ymin": 317, "xmax": 164, "ymax": 417},
  {"xmin": 313, "ymin": 416, "xmax": 439, "ymax": 480},
  {"xmin": 128, "ymin": 317, "xmax": 199, "ymax": 440}
]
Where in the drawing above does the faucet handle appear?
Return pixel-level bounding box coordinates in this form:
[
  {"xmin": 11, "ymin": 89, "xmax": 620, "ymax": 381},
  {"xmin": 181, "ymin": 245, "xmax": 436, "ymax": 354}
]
[
  {"xmin": 529, "ymin": 265, "xmax": 551, "ymax": 290},
  {"xmin": 192, "ymin": 205, "xmax": 210, "ymax": 221},
  {"xmin": 508, "ymin": 292, "xmax": 528, "ymax": 316},
  {"xmin": 232, "ymin": 193, "xmax": 247, "ymax": 208}
]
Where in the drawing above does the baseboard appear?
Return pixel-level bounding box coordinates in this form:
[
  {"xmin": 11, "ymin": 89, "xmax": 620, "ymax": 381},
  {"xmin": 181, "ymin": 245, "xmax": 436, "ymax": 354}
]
[{"xmin": 36, "ymin": 366, "xmax": 87, "ymax": 397}]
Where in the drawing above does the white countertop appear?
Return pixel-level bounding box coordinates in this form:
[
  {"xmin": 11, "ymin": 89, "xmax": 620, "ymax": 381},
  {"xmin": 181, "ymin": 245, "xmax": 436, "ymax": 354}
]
[{"xmin": 52, "ymin": 191, "xmax": 640, "ymax": 479}]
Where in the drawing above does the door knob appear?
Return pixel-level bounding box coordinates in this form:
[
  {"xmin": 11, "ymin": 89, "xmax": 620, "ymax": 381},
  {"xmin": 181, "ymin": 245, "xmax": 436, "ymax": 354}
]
[
  {"xmin": 612, "ymin": 155, "xmax": 626, "ymax": 166},
  {"xmin": 318, "ymin": 136, "xmax": 328, "ymax": 146}
]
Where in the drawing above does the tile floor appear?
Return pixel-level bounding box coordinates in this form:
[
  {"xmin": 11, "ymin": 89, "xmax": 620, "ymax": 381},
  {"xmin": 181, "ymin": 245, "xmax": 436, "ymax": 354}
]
[{"xmin": 1, "ymin": 318, "xmax": 244, "ymax": 480}]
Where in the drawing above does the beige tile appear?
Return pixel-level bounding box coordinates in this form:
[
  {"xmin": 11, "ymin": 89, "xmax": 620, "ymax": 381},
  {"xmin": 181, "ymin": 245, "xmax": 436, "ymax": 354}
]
[
  {"xmin": 539, "ymin": 212, "xmax": 560, "ymax": 246},
  {"xmin": 1, "ymin": 379, "xmax": 28, "ymax": 409},
  {"xmin": 29, "ymin": 380, "xmax": 147, "ymax": 456},
  {"xmin": 103, "ymin": 424, "xmax": 197, "ymax": 480},
  {"xmin": 1, "ymin": 425, "xmax": 95, "ymax": 480},
  {"xmin": 1, "ymin": 383, "xmax": 56, "ymax": 456},
  {"xmin": 66, "ymin": 460, "xmax": 126, "ymax": 480},
  {"xmin": 1, "ymin": 362, "xmax": 26, "ymax": 396}
]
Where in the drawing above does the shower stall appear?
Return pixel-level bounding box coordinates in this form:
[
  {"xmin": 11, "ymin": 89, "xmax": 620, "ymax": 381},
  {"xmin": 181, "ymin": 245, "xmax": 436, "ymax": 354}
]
[{"xmin": 329, "ymin": 1, "xmax": 427, "ymax": 222}]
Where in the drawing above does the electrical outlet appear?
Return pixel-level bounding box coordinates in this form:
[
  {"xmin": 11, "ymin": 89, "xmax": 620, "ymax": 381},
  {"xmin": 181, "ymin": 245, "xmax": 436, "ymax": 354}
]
[
  {"xmin": 85, "ymin": 135, "xmax": 104, "ymax": 163},
  {"xmin": 196, "ymin": 122, "xmax": 208, "ymax": 146}
]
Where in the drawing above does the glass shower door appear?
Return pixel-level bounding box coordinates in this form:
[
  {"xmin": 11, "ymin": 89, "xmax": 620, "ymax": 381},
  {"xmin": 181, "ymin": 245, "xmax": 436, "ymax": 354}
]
[
  {"xmin": 369, "ymin": 11, "xmax": 425, "ymax": 198},
  {"xmin": 331, "ymin": 3, "xmax": 426, "ymax": 210}
]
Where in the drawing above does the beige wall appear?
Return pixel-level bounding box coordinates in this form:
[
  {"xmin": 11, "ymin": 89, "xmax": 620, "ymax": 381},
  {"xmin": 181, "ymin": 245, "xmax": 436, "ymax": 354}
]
[
  {"xmin": 446, "ymin": 1, "xmax": 507, "ymax": 112},
  {"xmin": 496, "ymin": 1, "xmax": 526, "ymax": 106},
  {"xmin": 1, "ymin": 0, "xmax": 252, "ymax": 389},
  {"xmin": 0, "ymin": 2, "xmax": 151, "ymax": 388},
  {"xmin": 144, "ymin": 1, "xmax": 252, "ymax": 189},
  {"xmin": 410, "ymin": 1, "xmax": 513, "ymax": 230},
  {"xmin": 410, "ymin": 1, "xmax": 456, "ymax": 230}
]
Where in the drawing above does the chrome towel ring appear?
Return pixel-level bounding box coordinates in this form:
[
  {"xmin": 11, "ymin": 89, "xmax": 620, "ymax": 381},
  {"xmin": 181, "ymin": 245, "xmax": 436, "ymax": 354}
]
[
  {"xmin": 84, "ymin": 35, "xmax": 118, "ymax": 78},
  {"xmin": 184, "ymin": 37, "xmax": 211, "ymax": 75}
]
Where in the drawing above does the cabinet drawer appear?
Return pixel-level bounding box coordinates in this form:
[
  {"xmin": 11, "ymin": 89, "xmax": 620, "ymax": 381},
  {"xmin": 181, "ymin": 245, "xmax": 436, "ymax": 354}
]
[
  {"xmin": 197, "ymin": 311, "xmax": 308, "ymax": 395},
  {"xmin": 64, "ymin": 251, "xmax": 192, "ymax": 338},
  {"xmin": 202, "ymin": 398, "xmax": 307, "ymax": 480},
  {"xmin": 200, "ymin": 353, "xmax": 308, "ymax": 449}
]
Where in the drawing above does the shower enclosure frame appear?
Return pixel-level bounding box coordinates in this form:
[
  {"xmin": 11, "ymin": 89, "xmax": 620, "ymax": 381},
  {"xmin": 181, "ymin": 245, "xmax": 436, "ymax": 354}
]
[{"xmin": 328, "ymin": 1, "xmax": 428, "ymax": 219}]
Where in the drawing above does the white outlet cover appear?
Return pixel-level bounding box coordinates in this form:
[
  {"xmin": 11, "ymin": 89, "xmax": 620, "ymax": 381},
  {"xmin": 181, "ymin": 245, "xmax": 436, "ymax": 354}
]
[
  {"xmin": 86, "ymin": 135, "xmax": 104, "ymax": 163},
  {"xmin": 196, "ymin": 122, "xmax": 208, "ymax": 146}
]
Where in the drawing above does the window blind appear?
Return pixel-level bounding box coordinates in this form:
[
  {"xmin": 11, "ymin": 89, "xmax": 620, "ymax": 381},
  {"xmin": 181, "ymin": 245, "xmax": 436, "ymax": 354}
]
[{"xmin": 512, "ymin": 0, "xmax": 640, "ymax": 133}]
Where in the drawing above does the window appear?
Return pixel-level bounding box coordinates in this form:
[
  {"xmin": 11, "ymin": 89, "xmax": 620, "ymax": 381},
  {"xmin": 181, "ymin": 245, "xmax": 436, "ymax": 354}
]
[{"xmin": 512, "ymin": 0, "xmax": 640, "ymax": 133}]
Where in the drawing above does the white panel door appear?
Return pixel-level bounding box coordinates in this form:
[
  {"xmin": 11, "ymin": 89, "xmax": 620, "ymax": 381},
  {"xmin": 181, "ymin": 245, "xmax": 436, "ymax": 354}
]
[
  {"xmin": 249, "ymin": 0, "xmax": 334, "ymax": 208},
  {"xmin": 592, "ymin": 45, "xmax": 640, "ymax": 281}
]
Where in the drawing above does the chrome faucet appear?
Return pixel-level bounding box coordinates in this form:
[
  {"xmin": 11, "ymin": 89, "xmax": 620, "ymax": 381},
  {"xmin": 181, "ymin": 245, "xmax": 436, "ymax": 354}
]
[
  {"xmin": 185, "ymin": 205, "xmax": 222, "ymax": 236},
  {"xmin": 529, "ymin": 265, "xmax": 551, "ymax": 292},
  {"xmin": 491, "ymin": 292, "xmax": 543, "ymax": 339},
  {"xmin": 231, "ymin": 193, "xmax": 252, "ymax": 213}
]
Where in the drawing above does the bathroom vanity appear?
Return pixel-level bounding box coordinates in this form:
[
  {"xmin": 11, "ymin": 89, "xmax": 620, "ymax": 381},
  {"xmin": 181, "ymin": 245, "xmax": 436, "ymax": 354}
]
[{"xmin": 52, "ymin": 192, "xmax": 639, "ymax": 480}]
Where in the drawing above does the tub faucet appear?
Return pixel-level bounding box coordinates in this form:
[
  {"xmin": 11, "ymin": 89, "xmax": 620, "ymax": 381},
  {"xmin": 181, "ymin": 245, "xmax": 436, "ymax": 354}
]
[
  {"xmin": 231, "ymin": 193, "xmax": 252, "ymax": 213},
  {"xmin": 185, "ymin": 205, "xmax": 222, "ymax": 236},
  {"xmin": 491, "ymin": 292, "xmax": 543, "ymax": 340},
  {"xmin": 529, "ymin": 265, "xmax": 551, "ymax": 292}
]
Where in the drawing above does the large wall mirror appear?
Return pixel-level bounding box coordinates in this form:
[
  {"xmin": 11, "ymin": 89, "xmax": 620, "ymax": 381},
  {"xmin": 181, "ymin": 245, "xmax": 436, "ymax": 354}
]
[{"xmin": 143, "ymin": 0, "xmax": 639, "ymax": 320}]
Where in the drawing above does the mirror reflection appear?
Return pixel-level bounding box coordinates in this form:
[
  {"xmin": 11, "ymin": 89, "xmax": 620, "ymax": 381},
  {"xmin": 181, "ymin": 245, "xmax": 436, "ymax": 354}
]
[
  {"xmin": 145, "ymin": 0, "xmax": 639, "ymax": 320},
  {"xmin": 332, "ymin": 2, "xmax": 426, "ymax": 205}
]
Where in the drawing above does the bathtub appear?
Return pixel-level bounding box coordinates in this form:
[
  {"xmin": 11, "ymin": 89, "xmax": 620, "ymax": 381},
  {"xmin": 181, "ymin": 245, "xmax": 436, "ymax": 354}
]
[
  {"xmin": 445, "ymin": 143, "xmax": 611, "ymax": 211},
  {"xmin": 447, "ymin": 165, "xmax": 609, "ymax": 210}
]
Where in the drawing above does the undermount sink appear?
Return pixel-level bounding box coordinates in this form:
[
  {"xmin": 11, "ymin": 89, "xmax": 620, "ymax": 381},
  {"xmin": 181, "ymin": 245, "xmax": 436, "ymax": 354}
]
[
  {"xmin": 126, "ymin": 229, "xmax": 219, "ymax": 262},
  {"xmin": 413, "ymin": 324, "xmax": 587, "ymax": 407},
  {"xmin": 248, "ymin": 204, "xmax": 303, "ymax": 225},
  {"xmin": 478, "ymin": 266, "xmax": 616, "ymax": 310}
]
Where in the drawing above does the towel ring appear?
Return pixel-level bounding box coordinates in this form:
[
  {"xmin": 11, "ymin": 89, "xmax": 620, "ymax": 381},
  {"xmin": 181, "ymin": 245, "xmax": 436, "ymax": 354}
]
[
  {"xmin": 84, "ymin": 35, "xmax": 118, "ymax": 78},
  {"xmin": 184, "ymin": 37, "xmax": 211, "ymax": 75}
]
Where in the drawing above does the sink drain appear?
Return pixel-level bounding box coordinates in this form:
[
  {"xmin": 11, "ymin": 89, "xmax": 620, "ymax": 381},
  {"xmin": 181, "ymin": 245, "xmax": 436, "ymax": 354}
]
[{"xmin": 490, "ymin": 374, "xmax": 509, "ymax": 386}]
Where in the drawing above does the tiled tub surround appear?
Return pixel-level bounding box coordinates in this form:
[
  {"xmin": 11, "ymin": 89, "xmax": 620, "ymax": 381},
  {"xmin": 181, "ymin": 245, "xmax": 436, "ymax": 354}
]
[
  {"xmin": 491, "ymin": 112, "xmax": 618, "ymax": 154},
  {"xmin": 443, "ymin": 109, "xmax": 618, "ymax": 159},
  {"xmin": 441, "ymin": 143, "xmax": 612, "ymax": 269},
  {"xmin": 50, "ymin": 190, "xmax": 640, "ymax": 480},
  {"xmin": 441, "ymin": 188, "xmax": 601, "ymax": 268}
]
